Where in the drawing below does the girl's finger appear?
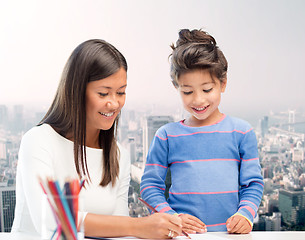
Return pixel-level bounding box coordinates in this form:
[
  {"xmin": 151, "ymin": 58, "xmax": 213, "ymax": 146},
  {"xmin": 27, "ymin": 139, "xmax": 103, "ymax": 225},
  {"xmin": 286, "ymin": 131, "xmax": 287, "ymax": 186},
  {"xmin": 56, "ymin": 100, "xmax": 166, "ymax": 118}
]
[{"xmin": 229, "ymin": 219, "xmax": 243, "ymax": 233}]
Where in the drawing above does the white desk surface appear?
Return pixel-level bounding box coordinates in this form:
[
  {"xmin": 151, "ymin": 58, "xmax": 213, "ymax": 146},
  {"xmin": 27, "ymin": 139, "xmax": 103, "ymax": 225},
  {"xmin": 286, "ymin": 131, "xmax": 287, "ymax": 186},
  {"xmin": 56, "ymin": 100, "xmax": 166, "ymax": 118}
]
[{"xmin": 1, "ymin": 231, "xmax": 305, "ymax": 240}]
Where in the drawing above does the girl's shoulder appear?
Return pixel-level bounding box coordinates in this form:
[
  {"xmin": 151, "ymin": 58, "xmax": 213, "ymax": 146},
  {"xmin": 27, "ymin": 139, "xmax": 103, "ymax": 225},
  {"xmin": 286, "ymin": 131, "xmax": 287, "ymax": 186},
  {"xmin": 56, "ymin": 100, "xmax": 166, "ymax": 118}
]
[
  {"xmin": 224, "ymin": 116, "xmax": 253, "ymax": 132},
  {"xmin": 154, "ymin": 121, "xmax": 181, "ymax": 138}
]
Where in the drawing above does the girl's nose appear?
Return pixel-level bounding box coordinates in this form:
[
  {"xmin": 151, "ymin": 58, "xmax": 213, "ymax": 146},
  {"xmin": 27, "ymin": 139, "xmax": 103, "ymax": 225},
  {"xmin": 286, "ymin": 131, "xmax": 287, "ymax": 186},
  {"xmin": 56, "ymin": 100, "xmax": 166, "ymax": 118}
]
[{"xmin": 193, "ymin": 92, "xmax": 204, "ymax": 105}]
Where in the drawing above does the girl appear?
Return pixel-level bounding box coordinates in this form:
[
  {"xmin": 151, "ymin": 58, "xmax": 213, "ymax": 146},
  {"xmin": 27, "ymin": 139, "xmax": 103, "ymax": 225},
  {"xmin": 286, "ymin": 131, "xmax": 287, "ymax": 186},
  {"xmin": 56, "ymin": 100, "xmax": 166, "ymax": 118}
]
[
  {"xmin": 140, "ymin": 29, "xmax": 264, "ymax": 234},
  {"xmin": 12, "ymin": 39, "xmax": 182, "ymax": 239}
]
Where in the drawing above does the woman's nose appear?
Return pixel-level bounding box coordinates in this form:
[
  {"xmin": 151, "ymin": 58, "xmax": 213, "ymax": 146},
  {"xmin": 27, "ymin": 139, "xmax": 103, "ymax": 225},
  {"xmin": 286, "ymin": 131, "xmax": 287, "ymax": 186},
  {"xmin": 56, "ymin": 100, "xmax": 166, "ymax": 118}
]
[{"xmin": 106, "ymin": 96, "xmax": 119, "ymax": 109}]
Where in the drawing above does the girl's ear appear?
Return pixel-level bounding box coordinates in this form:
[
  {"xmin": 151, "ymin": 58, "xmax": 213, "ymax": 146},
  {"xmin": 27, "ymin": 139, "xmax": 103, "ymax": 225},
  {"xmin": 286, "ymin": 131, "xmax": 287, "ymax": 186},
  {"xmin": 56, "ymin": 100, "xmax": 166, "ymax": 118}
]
[{"xmin": 221, "ymin": 79, "xmax": 227, "ymax": 93}]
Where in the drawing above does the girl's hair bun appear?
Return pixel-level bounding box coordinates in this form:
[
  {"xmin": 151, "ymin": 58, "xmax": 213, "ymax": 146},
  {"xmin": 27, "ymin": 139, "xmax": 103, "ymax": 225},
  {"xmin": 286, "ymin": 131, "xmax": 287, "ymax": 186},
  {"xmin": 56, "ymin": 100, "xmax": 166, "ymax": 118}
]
[{"xmin": 171, "ymin": 29, "xmax": 216, "ymax": 52}]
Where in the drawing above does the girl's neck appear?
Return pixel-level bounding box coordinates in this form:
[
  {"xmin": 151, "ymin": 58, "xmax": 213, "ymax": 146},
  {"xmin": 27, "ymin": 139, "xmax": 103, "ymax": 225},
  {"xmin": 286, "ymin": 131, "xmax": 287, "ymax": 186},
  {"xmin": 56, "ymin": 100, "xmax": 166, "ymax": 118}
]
[{"xmin": 185, "ymin": 109, "xmax": 224, "ymax": 127}]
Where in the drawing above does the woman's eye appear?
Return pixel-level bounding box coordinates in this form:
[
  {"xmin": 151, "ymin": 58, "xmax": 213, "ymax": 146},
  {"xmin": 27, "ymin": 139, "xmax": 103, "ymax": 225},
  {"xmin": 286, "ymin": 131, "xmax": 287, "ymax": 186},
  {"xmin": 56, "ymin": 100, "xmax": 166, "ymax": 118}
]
[
  {"xmin": 203, "ymin": 88, "xmax": 212, "ymax": 93},
  {"xmin": 98, "ymin": 92, "xmax": 108, "ymax": 97},
  {"xmin": 183, "ymin": 91, "xmax": 193, "ymax": 95},
  {"xmin": 117, "ymin": 92, "xmax": 126, "ymax": 96}
]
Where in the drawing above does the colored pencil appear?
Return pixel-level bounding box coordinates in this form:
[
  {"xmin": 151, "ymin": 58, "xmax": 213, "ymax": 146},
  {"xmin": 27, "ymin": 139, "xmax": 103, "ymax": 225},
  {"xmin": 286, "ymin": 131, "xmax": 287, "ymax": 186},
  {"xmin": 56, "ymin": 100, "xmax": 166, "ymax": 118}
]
[
  {"xmin": 47, "ymin": 179, "xmax": 74, "ymax": 240},
  {"xmin": 38, "ymin": 177, "xmax": 85, "ymax": 240}
]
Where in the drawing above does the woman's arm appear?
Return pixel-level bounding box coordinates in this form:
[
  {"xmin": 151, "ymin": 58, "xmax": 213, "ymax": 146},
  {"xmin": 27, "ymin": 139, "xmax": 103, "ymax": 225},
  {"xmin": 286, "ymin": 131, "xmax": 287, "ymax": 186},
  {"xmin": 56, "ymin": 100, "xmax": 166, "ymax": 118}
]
[
  {"xmin": 84, "ymin": 212, "xmax": 182, "ymax": 239},
  {"xmin": 17, "ymin": 127, "xmax": 56, "ymax": 233}
]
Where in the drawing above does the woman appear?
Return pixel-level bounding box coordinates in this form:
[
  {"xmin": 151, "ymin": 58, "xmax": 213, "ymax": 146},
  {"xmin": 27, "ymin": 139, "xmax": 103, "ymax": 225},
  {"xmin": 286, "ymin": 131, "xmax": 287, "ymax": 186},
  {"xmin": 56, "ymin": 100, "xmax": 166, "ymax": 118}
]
[{"xmin": 11, "ymin": 39, "xmax": 182, "ymax": 239}]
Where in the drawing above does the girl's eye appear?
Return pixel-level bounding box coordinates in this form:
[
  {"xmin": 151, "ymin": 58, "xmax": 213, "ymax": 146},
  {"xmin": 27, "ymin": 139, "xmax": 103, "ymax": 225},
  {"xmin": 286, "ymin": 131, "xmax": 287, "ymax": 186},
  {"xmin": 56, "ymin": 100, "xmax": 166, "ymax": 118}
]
[
  {"xmin": 117, "ymin": 92, "xmax": 126, "ymax": 96},
  {"xmin": 183, "ymin": 91, "xmax": 193, "ymax": 95},
  {"xmin": 203, "ymin": 88, "xmax": 213, "ymax": 93},
  {"xmin": 98, "ymin": 92, "xmax": 108, "ymax": 97}
]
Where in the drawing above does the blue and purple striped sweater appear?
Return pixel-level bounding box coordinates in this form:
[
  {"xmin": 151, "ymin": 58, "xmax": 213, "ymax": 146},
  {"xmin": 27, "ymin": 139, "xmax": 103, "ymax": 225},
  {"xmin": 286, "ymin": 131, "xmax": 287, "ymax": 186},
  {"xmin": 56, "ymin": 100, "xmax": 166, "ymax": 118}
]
[{"xmin": 140, "ymin": 115, "xmax": 264, "ymax": 231}]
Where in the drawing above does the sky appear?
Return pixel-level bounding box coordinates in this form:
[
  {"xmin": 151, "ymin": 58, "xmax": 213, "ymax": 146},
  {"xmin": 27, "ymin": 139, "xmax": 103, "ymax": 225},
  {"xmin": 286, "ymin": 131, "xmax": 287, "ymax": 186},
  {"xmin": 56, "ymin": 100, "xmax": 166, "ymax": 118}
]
[{"xmin": 1, "ymin": 0, "xmax": 305, "ymax": 121}]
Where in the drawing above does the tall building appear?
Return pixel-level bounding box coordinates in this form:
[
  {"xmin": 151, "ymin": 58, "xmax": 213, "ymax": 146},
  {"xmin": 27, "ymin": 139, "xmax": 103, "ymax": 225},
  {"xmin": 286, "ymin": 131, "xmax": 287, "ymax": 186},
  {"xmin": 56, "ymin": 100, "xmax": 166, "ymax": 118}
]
[
  {"xmin": 260, "ymin": 116, "xmax": 269, "ymax": 137},
  {"xmin": 279, "ymin": 188, "xmax": 305, "ymax": 227},
  {"xmin": 129, "ymin": 137, "xmax": 136, "ymax": 164},
  {"xmin": 142, "ymin": 115, "xmax": 174, "ymax": 165},
  {"xmin": 11, "ymin": 105, "xmax": 24, "ymax": 134},
  {"xmin": 0, "ymin": 139, "xmax": 6, "ymax": 161},
  {"xmin": 0, "ymin": 105, "xmax": 8, "ymax": 127},
  {"xmin": 266, "ymin": 212, "xmax": 281, "ymax": 231},
  {"xmin": 288, "ymin": 110, "xmax": 296, "ymax": 132},
  {"xmin": 0, "ymin": 186, "xmax": 16, "ymax": 232}
]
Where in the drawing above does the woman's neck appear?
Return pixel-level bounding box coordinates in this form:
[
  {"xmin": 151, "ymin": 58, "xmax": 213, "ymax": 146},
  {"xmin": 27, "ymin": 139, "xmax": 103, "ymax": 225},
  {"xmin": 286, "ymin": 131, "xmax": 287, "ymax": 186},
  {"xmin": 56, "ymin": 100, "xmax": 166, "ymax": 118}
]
[
  {"xmin": 85, "ymin": 128, "xmax": 101, "ymax": 149},
  {"xmin": 64, "ymin": 127, "xmax": 101, "ymax": 149}
]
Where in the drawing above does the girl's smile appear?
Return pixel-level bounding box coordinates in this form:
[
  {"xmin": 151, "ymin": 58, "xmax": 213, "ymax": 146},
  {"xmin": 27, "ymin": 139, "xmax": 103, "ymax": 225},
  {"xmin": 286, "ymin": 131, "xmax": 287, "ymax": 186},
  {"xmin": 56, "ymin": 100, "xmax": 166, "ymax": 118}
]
[{"xmin": 192, "ymin": 105, "xmax": 210, "ymax": 114}]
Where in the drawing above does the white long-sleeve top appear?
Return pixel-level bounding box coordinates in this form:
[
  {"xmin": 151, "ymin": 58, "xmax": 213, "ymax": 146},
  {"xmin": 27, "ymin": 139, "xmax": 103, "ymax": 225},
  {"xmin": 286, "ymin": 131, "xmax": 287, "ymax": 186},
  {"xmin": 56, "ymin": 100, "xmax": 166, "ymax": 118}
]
[{"xmin": 11, "ymin": 124, "xmax": 131, "ymax": 234}]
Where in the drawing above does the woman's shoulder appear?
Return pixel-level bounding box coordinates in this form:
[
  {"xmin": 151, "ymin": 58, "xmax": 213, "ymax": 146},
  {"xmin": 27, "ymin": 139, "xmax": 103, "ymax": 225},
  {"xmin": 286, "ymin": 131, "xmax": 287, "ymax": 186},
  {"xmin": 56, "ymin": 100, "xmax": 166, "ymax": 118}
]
[
  {"xmin": 117, "ymin": 143, "xmax": 130, "ymax": 163},
  {"xmin": 117, "ymin": 143, "xmax": 131, "ymax": 176},
  {"xmin": 18, "ymin": 124, "xmax": 61, "ymax": 164},
  {"xmin": 117, "ymin": 142, "xmax": 127, "ymax": 155},
  {"xmin": 21, "ymin": 124, "xmax": 55, "ymax": 142},
  {"xmin": 20, "ymin": 124, "xmax": 68, "ymax": 153}
]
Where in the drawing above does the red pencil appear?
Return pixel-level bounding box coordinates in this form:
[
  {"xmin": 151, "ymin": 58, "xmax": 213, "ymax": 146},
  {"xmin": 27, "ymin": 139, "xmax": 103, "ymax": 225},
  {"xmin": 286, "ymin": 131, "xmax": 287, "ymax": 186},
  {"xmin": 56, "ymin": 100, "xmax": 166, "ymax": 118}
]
[
  {"xmin": 70, "ymin": 179, "xmax": 79, "ymax": 228},
  {"xmin": 138, "ymin": 197, "xmax": 191, "ymax": 239}
]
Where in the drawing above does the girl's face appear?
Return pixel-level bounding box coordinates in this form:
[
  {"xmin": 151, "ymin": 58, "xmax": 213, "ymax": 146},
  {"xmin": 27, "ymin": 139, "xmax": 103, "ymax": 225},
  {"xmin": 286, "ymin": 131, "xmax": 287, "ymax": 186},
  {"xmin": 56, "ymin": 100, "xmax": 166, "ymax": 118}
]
[
  {"xmin": 86, "ymin": 67, "xmax": 127, "ymax": 131},
  {"xmin": 177, "ymin": 69, "xmax": 226, "ymax": 127}
]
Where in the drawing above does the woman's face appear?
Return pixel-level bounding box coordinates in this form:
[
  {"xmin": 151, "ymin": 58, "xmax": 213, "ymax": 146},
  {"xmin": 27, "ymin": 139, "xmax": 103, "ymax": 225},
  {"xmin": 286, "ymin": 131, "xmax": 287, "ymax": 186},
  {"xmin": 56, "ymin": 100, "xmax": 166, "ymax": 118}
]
[{"xmin": 86, "ymin": 67, "xmax": 127, "ymax": 131}]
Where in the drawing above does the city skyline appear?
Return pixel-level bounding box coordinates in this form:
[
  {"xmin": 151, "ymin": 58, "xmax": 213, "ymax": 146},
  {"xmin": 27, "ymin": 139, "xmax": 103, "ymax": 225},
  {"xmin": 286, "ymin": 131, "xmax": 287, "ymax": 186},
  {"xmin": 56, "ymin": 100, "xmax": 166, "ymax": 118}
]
[
  {"xmin": 1, "ymin": 103, "xmax": 305, "ymax": 231},
  {"xmin": 1, "ymin": 0, "xmax": 305, "ymax": 116},
  {"xmin": 1, "ymin": 102, "xmax": 305, "ymax": 132},
  {"xmin": 1, "ymin": 0, "xmax": 305, "ymax": 232}
]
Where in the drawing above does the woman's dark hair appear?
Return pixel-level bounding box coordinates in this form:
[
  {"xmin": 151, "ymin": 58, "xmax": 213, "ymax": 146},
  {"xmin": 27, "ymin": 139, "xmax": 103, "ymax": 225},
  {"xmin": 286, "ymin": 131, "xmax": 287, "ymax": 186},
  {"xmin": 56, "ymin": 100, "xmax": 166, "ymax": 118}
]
[
  {"xmin": 170, "ymin": 29, "xmax": 228, "ymax": 87},
  {"xmin": 39, "ymin": 39, "xmax": 127, "ymax": 186}
]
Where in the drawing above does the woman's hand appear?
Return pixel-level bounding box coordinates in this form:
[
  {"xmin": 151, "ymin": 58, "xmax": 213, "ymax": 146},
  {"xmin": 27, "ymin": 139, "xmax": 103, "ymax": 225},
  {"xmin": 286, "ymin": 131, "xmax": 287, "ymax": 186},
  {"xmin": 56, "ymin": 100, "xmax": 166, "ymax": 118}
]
[
  {"xmin": 135, "ymin": 213, "xmax": 182, "ymax": 239},
  {"xmin": 178, "ymin": 213, "xmax": 207, "ymax": 234},
  {"xmin": 226, "ymin": 215, "xmax": 252, "ymax": 234}
]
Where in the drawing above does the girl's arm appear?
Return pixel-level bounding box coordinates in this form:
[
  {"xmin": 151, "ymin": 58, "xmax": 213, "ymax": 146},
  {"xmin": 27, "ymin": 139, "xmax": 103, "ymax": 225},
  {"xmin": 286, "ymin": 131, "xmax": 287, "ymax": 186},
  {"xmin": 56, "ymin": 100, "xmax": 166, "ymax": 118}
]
[
  {"xmin": 237, "ymin": 129, "xmax": 264, "ymax": 225},
  {"xmin": 84, "ymin": 212, "xmax": 182, "ymax": 239},
  {"xmin": 140, "ymin": 128, "xmax": 206, "ymax": 234},
  {"xmin": 140, "ymin": 129, "xmax": 175, "ymax": 214}
]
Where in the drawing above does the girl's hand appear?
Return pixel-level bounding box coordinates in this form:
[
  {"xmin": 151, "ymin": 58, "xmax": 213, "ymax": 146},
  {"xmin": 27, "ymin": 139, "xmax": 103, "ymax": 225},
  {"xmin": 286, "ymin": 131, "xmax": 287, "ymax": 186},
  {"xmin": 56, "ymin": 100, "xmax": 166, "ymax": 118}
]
[
  {"xmin": 135, "ymin": 213, "xmax": 182, "ymax": 239},
  {"xmin": 226, "ymin": 215, "xmax": 252, "ymax": 234},
  {"xmin": 178, "ymin": 213, "xmax": 207, "ymax": 234}
]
